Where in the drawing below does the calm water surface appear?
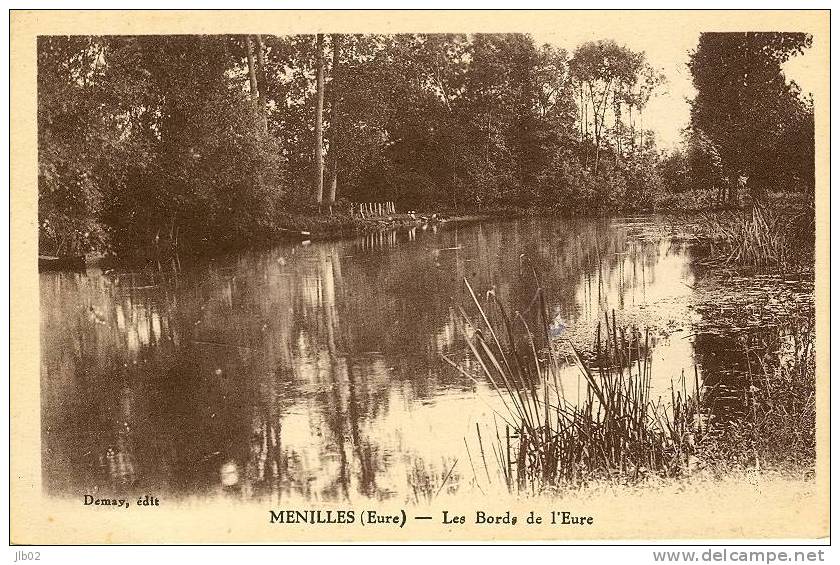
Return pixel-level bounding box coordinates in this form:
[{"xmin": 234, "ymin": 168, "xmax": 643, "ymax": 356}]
[{"xmin": 42, "ymin": 216, "xmax": 708, "ymax": 503}]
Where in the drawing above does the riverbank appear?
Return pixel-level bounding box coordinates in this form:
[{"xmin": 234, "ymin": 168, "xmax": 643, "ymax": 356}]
[
  {"xmin": 40, "ymin": 207, "xmax": 523, "ymax": 270},
  {"xmin": 274, "ymin": 210, "xmax": 506, "ymax": 240},
  {"xmin": 39, "ymin": 196, "xmax": 814, "ymax": 273}
]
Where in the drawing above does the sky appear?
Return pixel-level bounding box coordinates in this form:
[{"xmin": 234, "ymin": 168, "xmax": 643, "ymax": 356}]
[{"xmin": 533, "ymin": 28, "xmax": 818, "ymax": 150}]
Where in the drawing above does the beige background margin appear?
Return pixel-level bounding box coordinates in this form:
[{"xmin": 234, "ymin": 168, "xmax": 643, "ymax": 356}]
[{"xmin": 10, "ymin": 9, "xmax": 830, "ymax": 544}]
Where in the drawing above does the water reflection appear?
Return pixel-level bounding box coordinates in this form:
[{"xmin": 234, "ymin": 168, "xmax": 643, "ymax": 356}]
[{"xmin": 42, "ymin": 217, "xmax": 712, "ymax": 502}]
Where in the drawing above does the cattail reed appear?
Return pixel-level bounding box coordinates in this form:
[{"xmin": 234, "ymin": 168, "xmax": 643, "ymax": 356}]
[{"xmin": 445, "ymin": 278, "xmax": 703, "ymax": 492}]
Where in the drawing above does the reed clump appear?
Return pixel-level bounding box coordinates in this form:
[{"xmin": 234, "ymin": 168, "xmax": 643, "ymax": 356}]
[
  {"xmin": 697, "ymin": 205, "xmax": 813, "ymax": 273},
  {"xmin": 445, "ymin": 280, "xmax": 702, "ymax": 492}
]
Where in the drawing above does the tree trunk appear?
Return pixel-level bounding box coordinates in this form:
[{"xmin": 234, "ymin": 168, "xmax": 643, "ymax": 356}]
[
  {"xmin": 729, "ymin": 177, "xmax": 738, "ymax": 206},
  {"xmin": 613, "ymin": 90, "xmax": 620, "ymax": 166},
  {"xmin": 588, "ymin": 80, "xmax": 612, "ymax": 176},
  {"xmin": 594, "ymin": 82, "xmax": 611, "ymax": 176},
  {"xmin": 639, "ymin": 110, "xmax": 644, "ymax": 153},
  {"xmin": 486, "ymin": 112, "xmax": 491, "ymax": 167},
  {"xmin": 254, "ymin": 34, "xmax": 268, "ymax": 133},
  {"xmin": 593, "ymin": 101, "xmax": 601, "ymax": 175},
  {"xmin": 314, "ymin": 33, "xmax": 325, "ymax": 207},
  {"xmin": 578, "ymin": 84, "xmax": 584, "ymax": 142},
  {"xmin": 327, "ymin": 34, "xmax": 341, "ymax": 210},
  {"xmin": 245, "ymin": 35, "xmax": 259, "ymax": 103}
]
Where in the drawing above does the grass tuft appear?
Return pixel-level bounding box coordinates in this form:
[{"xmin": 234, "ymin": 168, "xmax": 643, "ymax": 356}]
[{"xmin": 445, "ymin": 278, "xmax": 702, "ymax": 492}]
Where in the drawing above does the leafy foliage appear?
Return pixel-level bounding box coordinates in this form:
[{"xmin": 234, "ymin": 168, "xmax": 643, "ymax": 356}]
[
  {"xmin": 37, "ymin": 32, "xmax": 815, "ymax": 256},
  {"xmin": 687, "ymin": 32, "xmax": 814, "ymax": 203}
]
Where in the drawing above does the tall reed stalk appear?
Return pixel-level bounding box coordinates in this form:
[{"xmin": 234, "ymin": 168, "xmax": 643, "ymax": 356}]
[
  {"xmin": 701, "ymin": 205, "xmax": 790, "ymax": 272},
  {"xmin": 445, "ymin": 279, "xmax": 702, "ymax": 491}
]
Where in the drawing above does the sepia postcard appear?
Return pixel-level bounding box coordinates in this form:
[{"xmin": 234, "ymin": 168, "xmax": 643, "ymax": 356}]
[{"xmin": 9, "ymin": 9, "xmax": 829, "ymax": 544}]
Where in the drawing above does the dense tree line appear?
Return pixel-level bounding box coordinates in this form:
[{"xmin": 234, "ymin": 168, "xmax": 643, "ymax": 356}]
[
  {"xmin": 37, "ymin": 32, "xmax": 814, "ymax": 256},
  {"xmin": 661, "ymin": 32, "xmax": 815, "ymax": 205}
]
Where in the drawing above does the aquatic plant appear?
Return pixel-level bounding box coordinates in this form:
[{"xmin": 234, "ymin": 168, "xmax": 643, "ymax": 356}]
[
  {"xmin": 697, "ymin": 205, "xmax": 814, "ymax": 274},
  {"xmin": 444, "ymin": 279, "xmax": 702, "ymax": 492}
]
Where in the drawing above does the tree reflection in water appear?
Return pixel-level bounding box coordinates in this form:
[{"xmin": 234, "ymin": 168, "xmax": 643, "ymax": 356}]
[{"xmin": 41, "ymin": 216, "xmax": 801, "ymax": 502}]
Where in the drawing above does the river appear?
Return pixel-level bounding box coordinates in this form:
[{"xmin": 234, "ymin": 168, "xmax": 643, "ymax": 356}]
[{"xmin": 40, "ymin": 216, "xmax": 807, "ymax": 503}]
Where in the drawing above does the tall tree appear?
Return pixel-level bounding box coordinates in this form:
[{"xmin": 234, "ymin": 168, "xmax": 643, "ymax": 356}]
[
  {"xmin": 327, "ymin": 34, "xmax": 342, "ymax": 211},
  {"xmin": 38, "ymin": 36, "xmax": 120, "ymax": 254},
  {"xmin": 245, "ymin": 35, "xmax": 259, "ymax": 102},
  {"xmin": 254, "ymin": 34, "xmax": 269, "ymax": 133},
  {"xmin": 314, "ymin": 33, "xmax": 325, "ymax": 207},
  {"xmin": 244, "ymin": 35, "xmax": 269, "ymax": 133},
  {"xmin": 569, "ymin": 40, "xmax": 644, "ymax": 175},
  {"xmin": 688, "ymin": 32, "xmax": 813, "ymax": 203}
]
